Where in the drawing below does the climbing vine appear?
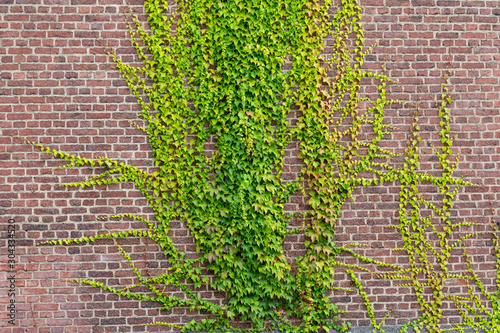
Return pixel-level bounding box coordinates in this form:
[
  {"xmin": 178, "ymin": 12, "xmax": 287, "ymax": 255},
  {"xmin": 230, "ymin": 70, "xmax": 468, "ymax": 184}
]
[
  {"xmin": 342, "ymin": 81, "xmax": 500, "ymax": 333},
  {"xmin": 25, "ymin": 0, "xmax": 498, "ymax": 331},
  {"xmin": 393, "ymin": 83, "xmax": 500, "ymax": 332}
]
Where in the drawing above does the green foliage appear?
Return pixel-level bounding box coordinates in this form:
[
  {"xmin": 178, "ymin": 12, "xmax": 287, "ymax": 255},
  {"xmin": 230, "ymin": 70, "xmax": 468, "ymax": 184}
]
[
  {"xmin": 389, "ymin": 81, "xmax": 482, "ymax": 332},
  {"xmin": 346, "ymin": 80, "xmax": 500, "ymax": 333},
  {"xmin": 292, "ymin": 0, "xmax": 403, "ymax": 319},
  {"xmin": 26, "ymin": 0, "xmax": 497, "ymax": 331},
  {"xmin": 441, "ymin": 218, "xmax": 500, "ymax": 332},
  {"xmin": 30, "ymin": 0, "xmax": 372, "ymax": 331},
  {"xmin": 347, "ymin": 270, "xmax": 391, "ymax": 333}
]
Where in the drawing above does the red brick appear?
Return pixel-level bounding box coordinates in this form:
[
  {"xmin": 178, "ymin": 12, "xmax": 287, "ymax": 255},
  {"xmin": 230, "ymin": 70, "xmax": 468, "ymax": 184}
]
[{"xmin": 1, "ymin": 0, "xmax": 500, "ymax": 331}]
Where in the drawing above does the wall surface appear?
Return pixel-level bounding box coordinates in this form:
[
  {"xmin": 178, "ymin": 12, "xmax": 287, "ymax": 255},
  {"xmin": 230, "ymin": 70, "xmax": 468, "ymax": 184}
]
[{"xmin": 1, "ymin": 0, "xmax": 500, "ymax": 332}]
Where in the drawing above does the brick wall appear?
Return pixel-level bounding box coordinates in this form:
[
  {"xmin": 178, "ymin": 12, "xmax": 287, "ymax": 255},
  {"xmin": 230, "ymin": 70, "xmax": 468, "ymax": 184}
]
[{"xmin": 1, "ymin": 0, "xmax": 499, "ymax": 331}]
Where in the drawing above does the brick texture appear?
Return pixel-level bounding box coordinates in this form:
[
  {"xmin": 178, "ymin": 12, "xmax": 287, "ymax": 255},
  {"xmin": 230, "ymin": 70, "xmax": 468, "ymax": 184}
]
[{"xmin": 1, "ymin": 0, "xmax": 500, "ymax": 331}]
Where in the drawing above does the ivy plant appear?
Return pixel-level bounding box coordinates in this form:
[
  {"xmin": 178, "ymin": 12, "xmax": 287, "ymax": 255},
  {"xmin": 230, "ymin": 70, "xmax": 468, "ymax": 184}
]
[
  {"xmin": 29, "ymin": 0, "xmax": 361, "ymax": 331},
  {"xmin": 25, "ymin": 0, "xmax": 495, "ymax": 332},
  {"xmin": 343, "ymin": 81, "xmax": 500, "ymax": 333}
]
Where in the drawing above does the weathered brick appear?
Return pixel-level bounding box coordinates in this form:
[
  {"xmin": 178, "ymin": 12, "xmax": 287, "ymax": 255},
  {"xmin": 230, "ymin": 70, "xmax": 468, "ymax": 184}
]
[{"xmin": 1, "ymin": 0, "xmax": 499, "ymax": 331}]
